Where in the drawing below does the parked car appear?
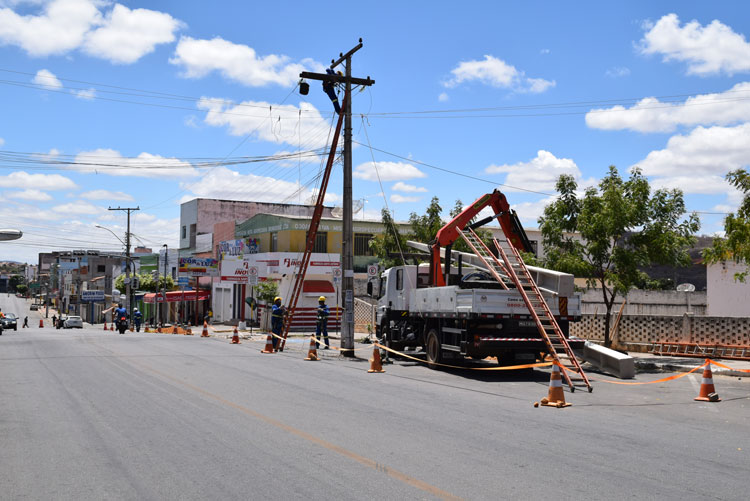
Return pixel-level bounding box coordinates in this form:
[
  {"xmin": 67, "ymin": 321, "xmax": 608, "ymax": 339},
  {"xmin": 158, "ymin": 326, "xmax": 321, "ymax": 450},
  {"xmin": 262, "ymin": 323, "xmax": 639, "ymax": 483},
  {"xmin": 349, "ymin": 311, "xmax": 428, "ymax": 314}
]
[
  {"xmin": 1, "ymin": 313, "xmax": 17, "ymax": 330},
  {"xmin": 29, "ymin": 304, "xmax": 39, "ymax": 311},
  {"xmin": 63, "ymin": 316, "xmax": 83, "ymax": 329}
]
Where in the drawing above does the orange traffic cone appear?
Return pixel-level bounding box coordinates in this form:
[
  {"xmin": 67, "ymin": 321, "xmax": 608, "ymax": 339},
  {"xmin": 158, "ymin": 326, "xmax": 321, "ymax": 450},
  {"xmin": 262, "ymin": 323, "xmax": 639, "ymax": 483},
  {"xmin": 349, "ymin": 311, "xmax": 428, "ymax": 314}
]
[
  {"xmin": 540, "ymin": 364, "xmax": 571, "ymax": 408},
  {"xmin": 231, "ymin": 326, "xmax": 240, "ymax": 344},
  {"xmin": 130, "ymin": 326, "xmax": 134, "ymax": 332},
  {"xmin": 172, "ymin": 326, "xmax": 178, "ymax": 335},
  {"xmin": 39, "ymin": 319, "xmax": 44, "ymax": 328},
  {"xmin": 111, "ymin": 322, "xmax": 115, "ymax": 331},
  {"xmin": 261, "ymin": 333, "xmax": 275, "ymax": 353},
  {"xmin": 201, "ymin": 321, "xmax": 209, "ymax": 337},
  {"xmin": 304, "ymin": 337, "xmax": 318, "ymax": 361},
  {"xmin": 103, "ymin": 322, "xmax": 108, "ymax": 331},
  {"xmin": 368, "ymin": 346, "xmax": 385, "ymax": 373},
  {"xmin": 144, "ymin": 327, "xmax": 150, "ymax": 333},
  {"xmin": 695, "ymin": 362, "xmax": 721, "ymax": 402}
]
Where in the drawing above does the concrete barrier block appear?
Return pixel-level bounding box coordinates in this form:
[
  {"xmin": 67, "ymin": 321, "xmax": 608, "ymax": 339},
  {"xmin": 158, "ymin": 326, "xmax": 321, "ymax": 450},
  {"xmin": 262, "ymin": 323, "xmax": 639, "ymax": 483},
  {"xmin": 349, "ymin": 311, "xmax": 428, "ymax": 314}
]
[{"xmin": 582, "ymin": 341, "xmax": 635, "ymax": 379}]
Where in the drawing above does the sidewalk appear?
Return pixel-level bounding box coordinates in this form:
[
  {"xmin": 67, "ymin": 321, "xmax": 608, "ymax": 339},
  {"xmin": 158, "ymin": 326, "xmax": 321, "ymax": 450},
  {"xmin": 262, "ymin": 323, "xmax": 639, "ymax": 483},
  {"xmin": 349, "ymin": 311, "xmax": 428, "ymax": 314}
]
[{"xmin": 628, "ymin": 351, "xmax": 750, "ymax": 377}]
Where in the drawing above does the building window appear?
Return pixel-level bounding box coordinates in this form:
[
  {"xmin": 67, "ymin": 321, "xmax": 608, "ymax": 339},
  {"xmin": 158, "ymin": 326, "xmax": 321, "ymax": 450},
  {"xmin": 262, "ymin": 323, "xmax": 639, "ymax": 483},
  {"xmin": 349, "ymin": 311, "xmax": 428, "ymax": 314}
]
[
  {"xmin": 306, "ymin": 232, "xmax": 327, "ymax": 253},
  {"xmin": 182, "ymin": 226, "xmax": 186, "ymax": 239},
  {"xmin": 354, "ymin": 233, "xmax": 374, "ymax": 256},
  {"xmin": 396, "ymin": 268, "xmax": 403, "ymax": 291},
  {"xmin": 271, "ymin": 232, "xmax": 278, "ymax": 252},
  {"xmin": 97, "ymin": 265, "xmax": 106, "ymax": 273}
]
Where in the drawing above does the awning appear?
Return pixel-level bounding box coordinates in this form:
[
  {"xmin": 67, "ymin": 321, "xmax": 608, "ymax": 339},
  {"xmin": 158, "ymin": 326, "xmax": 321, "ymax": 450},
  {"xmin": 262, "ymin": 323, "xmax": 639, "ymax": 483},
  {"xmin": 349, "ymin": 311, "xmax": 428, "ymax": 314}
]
[{"xmin": 143, "ymin": 290, "xmax": 210, "ymax": 304}]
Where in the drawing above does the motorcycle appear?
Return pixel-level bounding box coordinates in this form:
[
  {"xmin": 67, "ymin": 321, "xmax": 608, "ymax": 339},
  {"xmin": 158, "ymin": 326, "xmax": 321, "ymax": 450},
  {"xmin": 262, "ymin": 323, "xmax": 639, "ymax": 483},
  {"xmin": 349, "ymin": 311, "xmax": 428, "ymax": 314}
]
[{"xmin": 116, "ymin": 316, "xmax": 128, "ymax": 334}]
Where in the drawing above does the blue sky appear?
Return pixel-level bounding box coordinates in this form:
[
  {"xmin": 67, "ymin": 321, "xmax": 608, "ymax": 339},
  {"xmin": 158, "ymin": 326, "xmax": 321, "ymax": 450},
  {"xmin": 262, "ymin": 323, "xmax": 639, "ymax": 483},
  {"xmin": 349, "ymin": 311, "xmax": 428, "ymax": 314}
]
[{"xmin": 2, "ymin": 1, "xmax": 750, "ymax": 263}]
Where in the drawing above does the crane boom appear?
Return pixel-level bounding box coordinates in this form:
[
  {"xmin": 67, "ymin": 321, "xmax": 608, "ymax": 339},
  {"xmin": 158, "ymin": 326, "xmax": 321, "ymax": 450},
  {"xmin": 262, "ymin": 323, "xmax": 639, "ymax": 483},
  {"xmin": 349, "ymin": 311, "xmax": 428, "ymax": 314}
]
[{"xmin": 429, "ymin": 190, "xmax": 533, "ymax": 286}]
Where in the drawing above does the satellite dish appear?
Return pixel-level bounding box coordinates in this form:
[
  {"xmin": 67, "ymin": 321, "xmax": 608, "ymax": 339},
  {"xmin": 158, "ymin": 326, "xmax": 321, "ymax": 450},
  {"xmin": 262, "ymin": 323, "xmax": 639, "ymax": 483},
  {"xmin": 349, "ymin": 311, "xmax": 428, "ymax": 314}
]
[
  {"xmin": 331, "ymin": 206, "xmax": 343, "ymax": 218},
  {"xmin": 352, "ymin": 199, "xmax": 364, "ymax": 213},
  {"xmin": 676, "ymin": 283, "xmax": 695, "ymax": 292}
]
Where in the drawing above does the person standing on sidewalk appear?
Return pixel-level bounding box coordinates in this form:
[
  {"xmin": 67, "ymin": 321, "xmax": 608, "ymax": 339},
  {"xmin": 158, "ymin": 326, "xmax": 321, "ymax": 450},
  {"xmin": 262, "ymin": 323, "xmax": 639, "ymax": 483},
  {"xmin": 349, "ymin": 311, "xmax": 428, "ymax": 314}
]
[{"xmin": 315, "ymin": 296, "xmax": 330, "ymax": 349}]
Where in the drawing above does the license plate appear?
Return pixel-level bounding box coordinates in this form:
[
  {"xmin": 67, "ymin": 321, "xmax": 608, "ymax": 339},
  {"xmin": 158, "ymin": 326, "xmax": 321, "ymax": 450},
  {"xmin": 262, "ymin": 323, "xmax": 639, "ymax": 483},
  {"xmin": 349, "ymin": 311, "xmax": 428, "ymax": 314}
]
[{"xmin": 518, "ymin": 320, "xmax": 536, "ymax": 328}]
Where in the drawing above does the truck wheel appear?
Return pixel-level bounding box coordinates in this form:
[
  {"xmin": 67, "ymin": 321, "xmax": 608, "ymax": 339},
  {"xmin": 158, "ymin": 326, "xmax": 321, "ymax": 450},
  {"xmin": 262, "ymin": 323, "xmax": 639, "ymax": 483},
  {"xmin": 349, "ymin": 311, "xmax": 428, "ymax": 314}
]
[{"xmin": 425, "ymin": 329, "xmax": 442, "ymax": 369}]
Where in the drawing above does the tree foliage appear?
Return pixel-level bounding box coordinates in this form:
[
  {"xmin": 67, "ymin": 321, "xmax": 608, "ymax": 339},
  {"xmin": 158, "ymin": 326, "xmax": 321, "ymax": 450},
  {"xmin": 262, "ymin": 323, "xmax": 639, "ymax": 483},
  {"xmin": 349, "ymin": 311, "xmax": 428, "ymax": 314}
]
[
  {"xmin": 539, "ymin": 166, "xmax": 699, "ymax": 346},
  {"xmin": 253, "ymin": 280, "xmax": 279, "ymax": 305},
  {"xmin": 409, "ymin": 196, "xmax": 443, "ymax": 244},
  {"xmin": 703, "ymin": 169, "xmax": 750, "ymax": 281},
  {"xmin": 115, "ymin": 272, "xmax": 174, "ymax": 292},
  {"xmin": 369, "ymin": 208, "xmax": 409, "ymax": 268}
]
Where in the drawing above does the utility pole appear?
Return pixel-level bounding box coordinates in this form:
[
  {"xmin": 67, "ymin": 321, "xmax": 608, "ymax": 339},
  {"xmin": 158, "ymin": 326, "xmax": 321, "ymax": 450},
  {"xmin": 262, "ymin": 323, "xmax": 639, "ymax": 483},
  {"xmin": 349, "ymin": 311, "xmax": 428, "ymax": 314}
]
[
  {"xmin": 108, "ymin": 206, "xmax": 139, "ymax": 326},
  {"xmin": 300, "ymin": 39, "xmax": 375, "ymax": 357}
]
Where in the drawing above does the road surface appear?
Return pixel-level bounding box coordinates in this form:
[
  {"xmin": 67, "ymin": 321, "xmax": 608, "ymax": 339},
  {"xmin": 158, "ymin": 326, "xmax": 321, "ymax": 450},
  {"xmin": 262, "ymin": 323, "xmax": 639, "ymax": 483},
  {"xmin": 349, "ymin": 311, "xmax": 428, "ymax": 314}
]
[{"xmin": 2, "ymin": 300, "xmax": 748, "ymax": 499}]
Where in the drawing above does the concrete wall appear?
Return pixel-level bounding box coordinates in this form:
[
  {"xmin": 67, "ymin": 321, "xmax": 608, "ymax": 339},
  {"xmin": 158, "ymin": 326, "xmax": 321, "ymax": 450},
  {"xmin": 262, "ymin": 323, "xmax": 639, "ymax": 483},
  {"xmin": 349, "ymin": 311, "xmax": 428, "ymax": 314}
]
[
  {"xmin": 571, "ymin": 313, "xmax": 750, "ymax": 347},
  {"xmin": 707, "ymin": 261, "xmax": 750, "ymax": 317},
  {"xmin": 579, "ymin": 289, "xmax": 707, "ymax": 316}
]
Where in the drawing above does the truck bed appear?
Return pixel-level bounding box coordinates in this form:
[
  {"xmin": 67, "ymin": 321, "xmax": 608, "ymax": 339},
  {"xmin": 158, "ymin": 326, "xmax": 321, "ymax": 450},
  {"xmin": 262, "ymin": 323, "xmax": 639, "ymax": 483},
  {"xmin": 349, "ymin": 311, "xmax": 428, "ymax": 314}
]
[{"xmin": 411, "ymin": 286, "xmax": 580, "ymax": 318}]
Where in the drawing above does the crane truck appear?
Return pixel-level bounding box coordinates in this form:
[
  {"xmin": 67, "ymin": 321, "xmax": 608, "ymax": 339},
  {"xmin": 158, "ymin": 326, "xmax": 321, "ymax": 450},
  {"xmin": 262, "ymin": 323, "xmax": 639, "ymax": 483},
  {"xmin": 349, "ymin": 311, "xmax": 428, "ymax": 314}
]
[{"xmin": 370, "ymin": 190, "xmax": 584, "ymax": 370}]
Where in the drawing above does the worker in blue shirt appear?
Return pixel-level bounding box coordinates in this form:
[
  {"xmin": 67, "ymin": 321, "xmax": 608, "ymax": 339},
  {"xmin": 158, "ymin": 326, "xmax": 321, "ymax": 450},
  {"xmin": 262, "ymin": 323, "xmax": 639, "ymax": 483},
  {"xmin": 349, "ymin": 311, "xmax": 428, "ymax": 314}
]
[
  {"xmin": 322, "ymin": 68, "xmax": 341, "ymax": 114},
  {"xmin": 133, "ymin": 308, "xmax": 143, "ymax": 332},
  {"xmin": 315, "ymin": 295, "xmax": 330, "ymax": 349},
  {"xmin": 271, "ymin": 296, "xmax": 285, "ymax": 351}
]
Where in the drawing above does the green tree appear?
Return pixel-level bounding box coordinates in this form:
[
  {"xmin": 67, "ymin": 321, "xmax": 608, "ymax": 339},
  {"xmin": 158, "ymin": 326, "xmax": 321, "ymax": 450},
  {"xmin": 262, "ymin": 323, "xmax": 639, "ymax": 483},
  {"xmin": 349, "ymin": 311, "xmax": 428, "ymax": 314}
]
[
  {"xmin": 115, "ymin": 273, "xmax": 174, "ymax": 292},
  {"xmin": 539, "ymin": 166, "xmax": 699, "ymax": 346},
  {"xmin": 703, "ymin": 169, "xmax": 750, "ymax": 281},
  {"xmin": 16, "ymin": 284, "xmax": 28, "ymax": 295},
  {"xmin": 409, "ymin": 196, "xmax": 443, "ymax": 244},
  {"xmin": 369, "ymin": 208, "xmax": 409, "ymax": 268}
]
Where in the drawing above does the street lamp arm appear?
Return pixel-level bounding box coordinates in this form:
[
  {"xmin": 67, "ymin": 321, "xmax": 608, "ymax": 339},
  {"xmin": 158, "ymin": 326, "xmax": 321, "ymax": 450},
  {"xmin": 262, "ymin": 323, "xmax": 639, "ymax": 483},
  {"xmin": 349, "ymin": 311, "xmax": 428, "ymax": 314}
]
[{"xmin": 95, "ymin": 225, "xmax": 126, "ymax": 247}]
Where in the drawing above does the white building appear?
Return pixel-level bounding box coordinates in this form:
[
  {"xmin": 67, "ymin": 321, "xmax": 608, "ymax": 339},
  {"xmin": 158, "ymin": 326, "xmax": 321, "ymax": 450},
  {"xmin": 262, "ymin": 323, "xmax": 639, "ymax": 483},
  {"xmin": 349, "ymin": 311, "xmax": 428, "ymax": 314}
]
[{"xmin": 706, "ymin": 260, "xmax": 750, "ymax": 317}]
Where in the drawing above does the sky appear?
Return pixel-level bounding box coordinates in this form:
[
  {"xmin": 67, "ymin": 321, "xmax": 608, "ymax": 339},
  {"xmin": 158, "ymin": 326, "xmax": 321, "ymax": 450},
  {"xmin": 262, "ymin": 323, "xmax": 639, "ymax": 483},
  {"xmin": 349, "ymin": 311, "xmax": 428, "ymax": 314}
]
[{"xmin": 1, "ymin": 1, "xmax": 750, "ymax": 264}]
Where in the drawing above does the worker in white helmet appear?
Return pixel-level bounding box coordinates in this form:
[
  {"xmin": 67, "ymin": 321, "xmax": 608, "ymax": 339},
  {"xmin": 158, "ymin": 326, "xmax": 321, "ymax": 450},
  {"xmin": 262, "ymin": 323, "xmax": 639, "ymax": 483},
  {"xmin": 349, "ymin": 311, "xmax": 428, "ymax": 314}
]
[{"xmin": 316, "ymin": 295, "xmax": 330, "ymax": 349}]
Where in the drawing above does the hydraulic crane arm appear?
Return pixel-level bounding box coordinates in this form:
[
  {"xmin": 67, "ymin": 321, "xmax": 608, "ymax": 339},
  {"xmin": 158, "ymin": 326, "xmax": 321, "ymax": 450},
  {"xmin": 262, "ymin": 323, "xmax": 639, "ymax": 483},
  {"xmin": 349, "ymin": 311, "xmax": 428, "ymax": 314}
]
[{"xmin": 429, "ymin": 190, "xmax": 533, "ymax": 286}]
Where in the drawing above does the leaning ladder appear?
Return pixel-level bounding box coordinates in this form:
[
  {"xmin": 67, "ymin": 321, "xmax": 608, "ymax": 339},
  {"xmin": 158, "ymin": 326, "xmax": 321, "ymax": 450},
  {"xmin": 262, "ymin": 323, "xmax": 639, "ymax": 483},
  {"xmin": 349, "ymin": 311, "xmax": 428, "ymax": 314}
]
[
  {"xmin": 457, "ymin": 229, "xmax": 510, "ymax": 289},
  {"xmin": 277, "ymin": 92, "xmax": 348, "ymax": 352},
  {"xmin": 493, "ymin": 234, "xmax": 592, "ymax": 393}
]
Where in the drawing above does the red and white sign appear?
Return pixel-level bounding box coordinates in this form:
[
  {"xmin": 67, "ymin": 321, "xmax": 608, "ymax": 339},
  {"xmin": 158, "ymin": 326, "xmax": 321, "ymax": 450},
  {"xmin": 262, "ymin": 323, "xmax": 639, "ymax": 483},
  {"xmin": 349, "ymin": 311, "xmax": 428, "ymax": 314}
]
[{"xmin": 220, "ymin": 257, "xmax": 251, "ymax": 283}]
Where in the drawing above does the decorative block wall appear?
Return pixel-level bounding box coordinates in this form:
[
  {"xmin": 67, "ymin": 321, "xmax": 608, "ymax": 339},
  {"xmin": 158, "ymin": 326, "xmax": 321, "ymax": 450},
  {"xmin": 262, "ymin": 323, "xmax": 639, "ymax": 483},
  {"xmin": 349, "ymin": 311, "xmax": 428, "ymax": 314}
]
[{"xmin": 571, "ymin": 314, "xmax": 750, "ymax": 346}]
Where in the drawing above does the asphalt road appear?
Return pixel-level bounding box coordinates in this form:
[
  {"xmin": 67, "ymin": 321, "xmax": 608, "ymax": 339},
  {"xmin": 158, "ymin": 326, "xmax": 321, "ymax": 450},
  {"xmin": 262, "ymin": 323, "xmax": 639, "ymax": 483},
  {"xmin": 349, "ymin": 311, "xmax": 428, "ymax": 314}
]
[{"xmin": 2, "ymin": 301, "xmax": 749, "ymax": 500}]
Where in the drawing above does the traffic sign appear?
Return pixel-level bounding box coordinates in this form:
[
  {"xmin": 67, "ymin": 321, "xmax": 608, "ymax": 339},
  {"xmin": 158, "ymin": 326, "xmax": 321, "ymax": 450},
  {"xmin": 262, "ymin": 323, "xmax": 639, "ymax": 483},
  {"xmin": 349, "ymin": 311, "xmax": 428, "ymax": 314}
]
[
  {"xmin": 248, "ymin": 265, "xmax": 259, "ymax": 286},
  {"xmin": 332, "ymin": 268, "xmax": 342, "ymax": 284},
  {"xmin": 367, "ymin": 264, "xmax": 378, "ymax": 277},
  {"xmin": 177, "ymin": 276, "xmax": 189, "ymax": 286}
]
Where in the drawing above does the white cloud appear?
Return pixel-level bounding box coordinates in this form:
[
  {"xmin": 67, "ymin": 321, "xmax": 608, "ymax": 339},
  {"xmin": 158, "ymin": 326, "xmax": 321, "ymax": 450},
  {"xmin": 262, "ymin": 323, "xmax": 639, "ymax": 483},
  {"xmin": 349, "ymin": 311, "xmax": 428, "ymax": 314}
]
[
  {"xmin": 633, "ymin": 123, "xmax": 750, "ymax": 196},
  {"xmin": 486, "ymin": 150, "xmax": 593, "ymax": 193},
  {"xmin": 511, "ymin": 195, "xmax": 559, "ymax": 225},
  {"xmin": 0, "ymin": 170, "xmax": 77, "ymax": 190},
  {"xmin": 80, "ymin": 189, "xmax": 133, "ymax": 201},
  {"xmin": 32, "ymin": 68, "xmax": 62, "ymax": 89},
  {"xmin": 444, "ymin": 55, "xmax": 555, "ymax": 93},
  {"xmin": 73, "ymin": 149, "xmax": 199, "ymax": 178},
  {"xmin": 82, "ymin": 4, "xmax": 180, "ymax": 64},
  {"xmin": 6, "ymin": 189, "xmax": 52, "ymax": 201},
  {"xmin": 180, "ymin": 166, "xmax": 315, "ymax": 205},
  {"xmin": 74, "ymin": 87, "xmax": 96, "ymax": 99},
  {"xmin": 0, "ymin": 137, "xmax": 4, "ymax": 146},
  {"xmin": 198, "ymin": 97, "xmax": 332, "ymax": 149},
  {"xmin": 438, "ymin": 92, "xmax": 449, "ymax": 102},
  {"xmin": 640, "ymin": 14, "xmax": 750, "ymax": 76},
  {"xmin": 353, "ymin": 161, "xmax": 427, "ymax": 182},
  {"xmin": 390, "ymin": 194, "xmax": 420, "ymax": 203},
  {"xmin": 540, "ymin": 48, "xmax": 550, "ymax": 55},
  {"xmin": 0, "ymin": 0, "xmax": 100, "ymax": 56},
  {"xmin": 52, "ymin": 200, "xmax": 103, "ymax": 215},
  {"xmin": 605, "ymin": 66, "xmax": 630, "ymax": 78},
  {"xmin": 171, "ymin": 36, "xmax": 323, "ymax": 87},
  {"xmin": 585, "ymin": 82, "xmax": 750, "ymax": 133},
  {"xmin": 0, "ymin": 1, "xmax": 180, "ymax": 63},
  {"xmin": 392, "ymin": 181, "xmax": 427, "ymax": 193}
]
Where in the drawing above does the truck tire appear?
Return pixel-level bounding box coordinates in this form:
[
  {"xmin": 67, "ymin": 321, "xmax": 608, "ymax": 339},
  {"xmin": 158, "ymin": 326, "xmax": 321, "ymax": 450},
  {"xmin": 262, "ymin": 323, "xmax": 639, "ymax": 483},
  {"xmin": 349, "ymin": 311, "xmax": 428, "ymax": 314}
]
[{"xmin": 425, "ymin": 328, "xmax": 442, "ymax": 369}]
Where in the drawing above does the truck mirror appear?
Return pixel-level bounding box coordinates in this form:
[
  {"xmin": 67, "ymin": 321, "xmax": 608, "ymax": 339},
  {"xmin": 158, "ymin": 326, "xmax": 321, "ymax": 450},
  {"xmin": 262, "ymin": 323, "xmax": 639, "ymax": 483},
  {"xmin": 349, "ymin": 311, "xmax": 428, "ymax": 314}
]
[{"xmin": 366, "ymin": 281, "xmax": 373, "ymax": 296}]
